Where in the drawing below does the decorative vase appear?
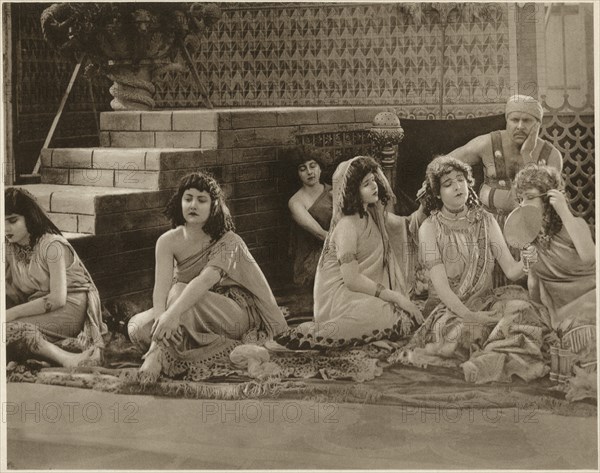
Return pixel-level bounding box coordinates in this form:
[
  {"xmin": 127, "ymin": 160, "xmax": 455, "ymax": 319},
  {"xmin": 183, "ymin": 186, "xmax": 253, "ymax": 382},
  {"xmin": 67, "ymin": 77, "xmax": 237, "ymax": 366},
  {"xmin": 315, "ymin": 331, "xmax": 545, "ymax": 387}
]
[
  {"xmin": 97, "ymin": 18, "xmax": 176, "ymax": 111},
  {"xmin": 105, "ymin": 60, "xmax": 156, "ymax": 111}
]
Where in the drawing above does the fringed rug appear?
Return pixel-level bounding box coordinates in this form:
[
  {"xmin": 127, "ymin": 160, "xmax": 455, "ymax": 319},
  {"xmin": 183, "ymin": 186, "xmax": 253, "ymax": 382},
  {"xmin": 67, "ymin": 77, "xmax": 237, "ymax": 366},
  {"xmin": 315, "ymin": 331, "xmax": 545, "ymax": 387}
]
[{"xmin": 6, "ymin": 333, "xmax": 596, "ymax": 418}]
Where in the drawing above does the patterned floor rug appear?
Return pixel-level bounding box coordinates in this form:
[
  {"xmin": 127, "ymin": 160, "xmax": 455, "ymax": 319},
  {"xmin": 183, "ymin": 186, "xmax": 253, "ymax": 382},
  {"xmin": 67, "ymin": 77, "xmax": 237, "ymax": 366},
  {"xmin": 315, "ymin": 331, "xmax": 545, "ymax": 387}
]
[{"xmin": 7, "ymin": 332, "xmax": 596, "ymax": 418}]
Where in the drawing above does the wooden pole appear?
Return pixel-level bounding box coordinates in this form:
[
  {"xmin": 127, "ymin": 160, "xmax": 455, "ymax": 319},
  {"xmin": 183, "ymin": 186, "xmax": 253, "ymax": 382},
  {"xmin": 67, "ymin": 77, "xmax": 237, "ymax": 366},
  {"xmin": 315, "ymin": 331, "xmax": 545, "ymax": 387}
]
[
  {"xmin": 32, "ymin": 57, "xmax": 84, "ymax": 175},
  {"xmin": 87, "ymin": 76, "xmax": 100, "ymax": 137},
  {"xmin": 177, "ymin": 38, "xmax": 213, "ymax": 109}
]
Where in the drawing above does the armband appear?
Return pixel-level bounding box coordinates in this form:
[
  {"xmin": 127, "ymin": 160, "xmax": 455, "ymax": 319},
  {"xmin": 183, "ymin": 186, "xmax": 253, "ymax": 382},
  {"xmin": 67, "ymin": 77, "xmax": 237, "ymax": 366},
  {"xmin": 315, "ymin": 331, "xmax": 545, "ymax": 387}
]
[{"xmin": 338, "ymin": 253, "xmax": 357, "ymax": 265}]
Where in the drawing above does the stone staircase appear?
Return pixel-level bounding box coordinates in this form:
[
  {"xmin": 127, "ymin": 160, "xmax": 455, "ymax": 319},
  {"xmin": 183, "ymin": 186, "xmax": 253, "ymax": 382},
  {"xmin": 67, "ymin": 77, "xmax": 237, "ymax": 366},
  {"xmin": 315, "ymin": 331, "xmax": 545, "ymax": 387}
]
[{"xmin": 31, "ymin": 148, "xmax": 221, "ymax": 234}]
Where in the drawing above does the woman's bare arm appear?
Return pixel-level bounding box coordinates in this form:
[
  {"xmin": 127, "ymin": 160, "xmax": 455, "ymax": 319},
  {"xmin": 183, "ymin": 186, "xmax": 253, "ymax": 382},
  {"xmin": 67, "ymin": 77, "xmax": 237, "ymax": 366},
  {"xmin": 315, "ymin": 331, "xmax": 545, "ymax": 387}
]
[
  {"xmin": 152, "ymin": 232, "xmax": 176, "ymax": 316},
  {"xmin": 289, "ymin": 195, "xmax": 328, "ymax": 240},
  {"xmin": 6, "ymin": 240, "xmax": 72, "ymax": 321}
]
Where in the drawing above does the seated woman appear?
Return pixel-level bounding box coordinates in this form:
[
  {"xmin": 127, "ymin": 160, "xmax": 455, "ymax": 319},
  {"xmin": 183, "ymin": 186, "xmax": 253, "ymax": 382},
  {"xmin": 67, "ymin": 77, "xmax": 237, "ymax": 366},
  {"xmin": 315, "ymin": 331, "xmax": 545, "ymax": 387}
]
[
  {"xmin": 128, "ymin": 172, "xmax": 288, "ymax": 383},
  {"xmin": 5, "ymin": 188, "xmax": 106, "ymax": 367},
  {"xmin": 274, "ymin": 156, "xmax": 424, "ymax": 350},
  {"xmin": 287, "ymin": 145, "xmax": 333, "ymax": 286},
  {"xmin": 515, "ymin": 165, "xmax": 596, "ymax": 367},
  {"xmin": 394, "ymin": 156, "xmax": 553, "ymax": 384}
]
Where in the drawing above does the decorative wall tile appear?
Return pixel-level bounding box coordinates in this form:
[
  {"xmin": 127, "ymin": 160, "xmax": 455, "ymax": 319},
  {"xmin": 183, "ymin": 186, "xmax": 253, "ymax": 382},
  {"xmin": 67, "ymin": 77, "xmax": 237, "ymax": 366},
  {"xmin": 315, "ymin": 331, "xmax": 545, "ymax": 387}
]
[{"xmin": 154, "ymin": 3, "xmax": 509, "ymax": 112}]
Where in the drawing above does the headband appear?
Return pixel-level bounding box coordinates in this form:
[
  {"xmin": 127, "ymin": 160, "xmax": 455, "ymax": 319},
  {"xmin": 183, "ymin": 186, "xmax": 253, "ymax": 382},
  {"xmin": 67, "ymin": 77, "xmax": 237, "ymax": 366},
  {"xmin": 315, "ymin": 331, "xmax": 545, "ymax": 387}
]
[{"xmin": 505, "ymin": 95, "xmax": 543, "ymax": 122}]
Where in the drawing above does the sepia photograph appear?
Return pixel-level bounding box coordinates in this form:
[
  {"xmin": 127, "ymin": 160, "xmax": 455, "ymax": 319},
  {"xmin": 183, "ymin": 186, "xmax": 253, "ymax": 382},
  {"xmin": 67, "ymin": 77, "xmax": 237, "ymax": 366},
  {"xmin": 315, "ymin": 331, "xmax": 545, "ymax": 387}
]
[{"xmin": 1, "ymin": 1, "xmax": 598, "ymax": 470}]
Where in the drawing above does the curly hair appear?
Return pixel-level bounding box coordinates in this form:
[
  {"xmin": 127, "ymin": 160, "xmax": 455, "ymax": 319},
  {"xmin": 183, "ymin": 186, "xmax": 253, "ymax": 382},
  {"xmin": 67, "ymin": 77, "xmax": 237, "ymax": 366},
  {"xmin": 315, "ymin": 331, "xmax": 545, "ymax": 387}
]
[
  {"xmin": 515, "ymin": 164, "xmax": 564, "ymax": 245},
  {"xmin": 283, "ymin": 144, "xmax": 327, "ymax": 183},
  {"xmin": 164, "ymin": 172, "xmax": 234, "ymax": 241},
  {"xmin": 420, "ymin": 155, "xmax": 481, "ymax": 216},
  {"xmin": 4, "ymin": 187, "xmax": 62, "ymax": 247},
  {"xmin": 341, "ymin": 156, "xmax": 391, "ymax": 218}
]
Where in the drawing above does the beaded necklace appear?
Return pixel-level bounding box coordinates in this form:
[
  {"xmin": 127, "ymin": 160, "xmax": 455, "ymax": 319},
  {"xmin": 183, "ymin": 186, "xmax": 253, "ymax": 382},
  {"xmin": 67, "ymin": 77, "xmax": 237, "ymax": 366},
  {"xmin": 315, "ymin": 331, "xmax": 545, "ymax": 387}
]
[{"xmin": 10, "ymin": 242, "xmax": 35, "ymax": 264}]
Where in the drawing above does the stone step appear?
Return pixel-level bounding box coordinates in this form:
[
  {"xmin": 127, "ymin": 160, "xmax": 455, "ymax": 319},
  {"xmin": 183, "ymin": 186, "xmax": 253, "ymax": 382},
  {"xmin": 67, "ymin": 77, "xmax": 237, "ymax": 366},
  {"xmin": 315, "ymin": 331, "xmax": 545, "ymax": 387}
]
[
  {"xmin": 99, "ymin": 110, "xmax": 218, "ymax": 149},
  {"xmin": 15, "ymin": 184, "xmax": 171, "ymax": 235},
  {"xmin": 40, "ymin": 148, "xmax": 224, "ymax": 190}
]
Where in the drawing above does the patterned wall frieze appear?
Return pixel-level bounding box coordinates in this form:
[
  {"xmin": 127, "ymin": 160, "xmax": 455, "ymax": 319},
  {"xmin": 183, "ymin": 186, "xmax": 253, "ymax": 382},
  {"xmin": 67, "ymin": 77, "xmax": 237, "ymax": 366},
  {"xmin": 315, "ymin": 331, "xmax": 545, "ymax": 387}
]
[{"xmin": 153, "ymin": 2, "xmax": 511, "ymax": 111}]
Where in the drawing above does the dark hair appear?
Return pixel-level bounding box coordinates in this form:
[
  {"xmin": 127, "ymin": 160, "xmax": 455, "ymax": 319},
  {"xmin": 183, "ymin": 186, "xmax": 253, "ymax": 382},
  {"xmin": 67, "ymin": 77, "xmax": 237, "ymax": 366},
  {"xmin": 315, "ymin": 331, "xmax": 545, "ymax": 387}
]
[
  {"xmin": 421, "ymin": 155, "xmax": 481, "ymax": 216},
  {"xmin": 515, "ymin": 164, "xmax": 564, "ymax": 245},
  {"xmin": 4, "ymin": 187, "xmax": 62, "ymax": 246},
  {"xmin": 286, "ymin": 144, "xmax": 326, "ymax": 170},
  {"xmin": 341, "ymin": 156, "xmax": 391, "ymax": 218},
  {"xmin": 164, "ymin": 172, "xmax": 235, "ymax": 241},
  {"xmin": 283, "ymin": 145, "xmax": 327, "ymax": 183}
]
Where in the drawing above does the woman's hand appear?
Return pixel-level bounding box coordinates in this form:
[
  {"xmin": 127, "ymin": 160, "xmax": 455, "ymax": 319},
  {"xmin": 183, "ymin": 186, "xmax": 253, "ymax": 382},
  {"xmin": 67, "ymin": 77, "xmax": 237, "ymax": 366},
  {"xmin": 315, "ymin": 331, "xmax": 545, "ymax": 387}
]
[
  {"xmin": 391, "ymin": 292, "xmax": 424, "ymax": 324},
  {"xmin": 520, "ymin": 245, "xmax": 538, "ymax": 272},
  {"xmin": 547, "ymin": 189, "xmax": 571, "ymax": 220},
  {"xmin": 151, "ymin": 311, "xmax": 183, "ymax": 343}
]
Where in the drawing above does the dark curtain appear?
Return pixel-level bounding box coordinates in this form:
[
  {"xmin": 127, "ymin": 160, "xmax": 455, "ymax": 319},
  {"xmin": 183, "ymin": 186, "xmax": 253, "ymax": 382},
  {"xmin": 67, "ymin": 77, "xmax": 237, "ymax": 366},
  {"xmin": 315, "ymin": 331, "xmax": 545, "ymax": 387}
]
[{"xmin": 395, "ymin": 114, "xmax": 506, "ymax": 214}]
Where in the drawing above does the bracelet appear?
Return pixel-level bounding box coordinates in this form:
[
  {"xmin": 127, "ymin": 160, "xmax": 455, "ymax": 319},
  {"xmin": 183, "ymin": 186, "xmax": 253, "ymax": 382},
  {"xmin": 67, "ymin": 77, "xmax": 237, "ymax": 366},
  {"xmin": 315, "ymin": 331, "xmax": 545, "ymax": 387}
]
[
  {"xmin": 374, "ymin": 283, "xmax": 385, "ymax": 298},
  {"xmin": 42, "ymin": 296, "xmax": 53, "ymax": 313}
]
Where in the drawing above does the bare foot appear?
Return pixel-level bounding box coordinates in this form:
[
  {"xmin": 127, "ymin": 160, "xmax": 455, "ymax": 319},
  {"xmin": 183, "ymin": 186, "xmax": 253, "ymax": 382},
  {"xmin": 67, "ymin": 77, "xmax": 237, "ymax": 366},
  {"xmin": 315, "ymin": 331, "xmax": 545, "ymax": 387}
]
[
  {"xmin": 424, "ymin": 341, "xmax": 458, "ymax": 358},
  {"xmin": 63, "ymin": 347, "xmax": 102, "ymax": 368},
  {"xmin": 138, "ymin": 348, "xmax": 162, "ymax": 384},
  {"xmin": 462, "ymin": 360, "xmax": 479, "ymax": 383},
  {"xmin": 425, "ymin": 341, "xmax": 443, "ymax": 355}
]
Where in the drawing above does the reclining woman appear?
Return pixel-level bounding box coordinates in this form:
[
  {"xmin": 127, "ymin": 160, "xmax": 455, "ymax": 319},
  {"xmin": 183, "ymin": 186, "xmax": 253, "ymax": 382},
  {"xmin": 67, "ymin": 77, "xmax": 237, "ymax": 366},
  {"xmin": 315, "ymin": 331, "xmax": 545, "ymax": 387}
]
[
  {"xmin": 515, "ymin": 165, "xmax": 596, "ymax": 371},
  {"xmin": 128, "ymin": 172, "xmax": 287, "ymax": 383},
  {"xmin": 5, "ymin": 188, "xmax": 106, "ymax": 367},
  {"xmin": 394, "ymin": 156, "xmax": 554, "ymax": 384},
  {"xmin": 286, "ymin": 145, "xmax": 333, "ymax": 287},
  {"xmin": 274, "ymin": 156, "xmax": 424, "ymax": 350}
]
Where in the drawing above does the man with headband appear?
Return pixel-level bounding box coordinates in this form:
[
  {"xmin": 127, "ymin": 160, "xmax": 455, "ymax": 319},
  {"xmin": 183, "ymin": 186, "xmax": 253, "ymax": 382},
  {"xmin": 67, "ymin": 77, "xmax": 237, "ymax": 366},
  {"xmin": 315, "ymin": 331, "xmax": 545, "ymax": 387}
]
[
  {"xmin": 451, "ymin": 94, "xmax": 562, "ymax": 216},
  {"xmin": 450, "ymin": 95, "xmax": 562, "ymax": 287}
]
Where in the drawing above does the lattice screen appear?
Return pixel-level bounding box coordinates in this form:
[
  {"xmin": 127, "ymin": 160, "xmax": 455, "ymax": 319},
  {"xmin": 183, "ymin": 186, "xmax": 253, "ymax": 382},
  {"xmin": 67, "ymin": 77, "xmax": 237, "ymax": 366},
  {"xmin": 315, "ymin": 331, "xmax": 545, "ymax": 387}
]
[
  {"xmin": 541, "ymin": 114, "xmax": 595, "ymax": 225},
  {"xmin": 296, "ymin": 130, "xmax": 372, "ymax": 171}
]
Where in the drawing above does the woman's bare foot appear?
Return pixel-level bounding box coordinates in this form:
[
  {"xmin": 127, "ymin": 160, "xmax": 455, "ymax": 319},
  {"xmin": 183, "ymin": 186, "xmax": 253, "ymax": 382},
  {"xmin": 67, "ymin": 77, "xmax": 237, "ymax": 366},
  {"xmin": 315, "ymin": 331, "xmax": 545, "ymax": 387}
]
[
  {"xmin": 461, "ymin": 360, "xmax": 479, "ymax": 383},
  {"xmin": 138, "ymin": 348, "xmax": 162, "ymax": 384},
  {"xmin": 424, "ymin": 340, "xmax": 458, "ymax": 358},
  {"xmin": 62, "ymin": 347, "xmax": 102, "ymax": 368}
]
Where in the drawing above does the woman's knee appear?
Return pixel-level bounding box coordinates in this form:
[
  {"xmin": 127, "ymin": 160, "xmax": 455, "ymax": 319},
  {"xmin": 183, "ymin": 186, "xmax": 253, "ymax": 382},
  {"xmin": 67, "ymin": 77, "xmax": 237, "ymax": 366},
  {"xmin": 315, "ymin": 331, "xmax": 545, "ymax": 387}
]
[{"xmin": 127, "ymin": 310, "xmax": 154, "ymax": 349}]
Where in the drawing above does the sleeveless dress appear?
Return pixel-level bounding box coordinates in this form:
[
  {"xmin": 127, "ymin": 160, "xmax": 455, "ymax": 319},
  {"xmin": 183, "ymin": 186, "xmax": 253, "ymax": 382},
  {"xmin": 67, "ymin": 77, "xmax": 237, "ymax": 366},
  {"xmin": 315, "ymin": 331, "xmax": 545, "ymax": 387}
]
[
  {"xmin": 6, "ymin": 233, "xmax": 107, "ymax": 360},
  {"xmin": 391, "ymin": 209, "xmax": 555, "ymax": 384}
]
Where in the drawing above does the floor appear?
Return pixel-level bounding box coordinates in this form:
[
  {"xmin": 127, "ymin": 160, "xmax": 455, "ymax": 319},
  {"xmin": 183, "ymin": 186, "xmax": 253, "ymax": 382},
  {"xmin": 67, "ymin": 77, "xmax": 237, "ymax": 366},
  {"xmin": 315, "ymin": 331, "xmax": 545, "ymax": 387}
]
[{"xmin": 6, "ymin": 383, "xmax": 598, "ymax": 470}]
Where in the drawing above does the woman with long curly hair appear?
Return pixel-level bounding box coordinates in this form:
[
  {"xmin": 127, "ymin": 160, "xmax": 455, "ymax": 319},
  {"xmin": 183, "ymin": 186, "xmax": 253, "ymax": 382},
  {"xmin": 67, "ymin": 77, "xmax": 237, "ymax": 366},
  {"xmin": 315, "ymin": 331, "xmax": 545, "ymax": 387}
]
[
  {"xmin": 515, "ymin": 165, "xmax": 595, "ymax": 368},
  {"xmin": 392, "ymin": 156, "xmax": 555, "ymax": 384},
  {"xmin": 127, "ymin": 172, "xmax": 287, "ymax": 383},
  {"xmin": 274, "ymin": 156, "xmax": 425, "ymax": 350},
  {"xmin": 5, "ymin": 188, "xmax": 106, "ymax": 367}
]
